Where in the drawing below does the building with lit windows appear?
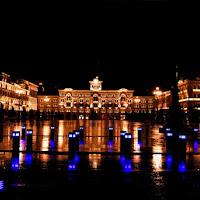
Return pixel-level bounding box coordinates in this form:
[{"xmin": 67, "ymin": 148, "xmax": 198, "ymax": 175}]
[
  {"xmin": 37, "ymin": 76, "xmax": 155, "ymax": 120},
  {"xmin": 0, "ymin": 72, "xmax": 38, "ymax": 112},
  {"xmin": 178, "ymin": 77, "xmax": 200, "ymax": 111},
  {"xmin": 157, "ymin": 77, "xmax": 200, "ymax": 113}
]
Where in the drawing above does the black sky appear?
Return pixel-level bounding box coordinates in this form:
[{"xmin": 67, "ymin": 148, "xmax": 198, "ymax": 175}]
[{"xmin": 1, "ymin": 1, "xmax": 200, "ymax": 94}]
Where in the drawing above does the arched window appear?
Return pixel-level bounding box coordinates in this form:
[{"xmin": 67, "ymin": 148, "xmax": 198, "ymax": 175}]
[
  {"xmin": 66, "ymin": 94, "xmax": 71, "ymax": 101},
  {"xmin": 93, "ymin": 94, "xmax": 98, "ymax": 102},
  {"xmin": 121, "ymin": 94, "xmax": 126, "ymax": 102}
]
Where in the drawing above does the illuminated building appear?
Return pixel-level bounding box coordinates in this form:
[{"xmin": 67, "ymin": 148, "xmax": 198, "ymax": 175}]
[
  {"xmin": 37, "ymin": 76, "xmax": 155, "ymax": 120},
  {"xmin": 0, "ymin": 72, "xmax": 38, "ymax": 112},
  {"xmin": 156, "ymin": 77, "xmax": 200, "ymax": 113},
  {"xmin": 178, "ymin": 77, "xmax": 200, "ymax": 111}
]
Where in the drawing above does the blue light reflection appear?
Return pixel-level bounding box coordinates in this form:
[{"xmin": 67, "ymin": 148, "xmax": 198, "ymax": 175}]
[
  {"xmin": 68, "ymin": 155, "xmax": 79, "ymax": 171},
  {"xmin": 0, "ymin": 180, "xmax": 4, "ymax": 192},
  {"xmin": 166, "ymin": 155, "xmax": 173, "ymax": 171},
  {"xmin": 178, "ymin": 160, "xmax": 186, "ymax": 172},
  {"xmin": 120, "ymin": 155, "xmax": 132, "ymax": 173},
  {"xmin": 194, "ymin": 140, "xmax": 199, "ymax": 153},
  {"xmin": 11, "ymin": 157, "xmax": 19, "ymax": 171}
]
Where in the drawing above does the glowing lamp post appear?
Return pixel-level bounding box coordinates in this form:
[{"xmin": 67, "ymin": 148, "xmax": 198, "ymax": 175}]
[
  {"xmin": 26, "ymin": 129, "xmax": 33, "ymax": 151},
  {"xmin": 12, "ymin": 131, "xmax": 20, "ymax": 155},
  {"xmin": 124, "ymin": 133, "xmax": 132, "ymax": 156}
]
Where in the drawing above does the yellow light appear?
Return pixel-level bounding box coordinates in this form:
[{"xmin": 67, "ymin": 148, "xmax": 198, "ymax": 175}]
[
  {"xmin": 153, "ymin": 87, "xmax": 163, "ymax": 96},
  {"xmin": 16, "ymin": 90, "xmax": 23, "ymax": 94},
  {"xmin": 94, "ymin": 79, "xmax": 98, "ymax": 84},
  {"xmin": 44, "ymin": 96, "xmax": 49, "ymax": 102},
  {"xmin": 134, "ymin": 97, "xmax": 141, "ymax": 103}
]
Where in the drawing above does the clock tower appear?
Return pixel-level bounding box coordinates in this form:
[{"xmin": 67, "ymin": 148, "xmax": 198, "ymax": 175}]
[{"xmin": 89, "ymin": 76, "xmax": 103, "ymax": 91}]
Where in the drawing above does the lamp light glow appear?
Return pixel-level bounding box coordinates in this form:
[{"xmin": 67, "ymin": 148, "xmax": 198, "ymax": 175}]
[
  {"xmin": 179, "ymin": 135, "xmax": 187, "ymax": 140},
  {"xmin": 12, "ymin": 131, "xmax": 20, "ymax": 137},
  {"xmin": 166, "ymin": 133, "xmax": 173, "ymax": 137}
]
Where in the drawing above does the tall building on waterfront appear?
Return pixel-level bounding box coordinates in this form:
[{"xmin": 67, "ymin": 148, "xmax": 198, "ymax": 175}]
[
  {"xmin": 38, "ymin": 76, "xmax": 155, "ymax": 120},
  {"xmin": 0, "ymin": 72, "xmax": 38, "ymax": 112}
]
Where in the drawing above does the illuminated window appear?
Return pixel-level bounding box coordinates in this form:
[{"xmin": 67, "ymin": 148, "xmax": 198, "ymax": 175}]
[
  {"xmin": 121, "ymin": 96, "xmax": 126, "ymax": 102},
  {"xmin": 67, "ymin": 96, "xmax": 71, "ymax": 101}
]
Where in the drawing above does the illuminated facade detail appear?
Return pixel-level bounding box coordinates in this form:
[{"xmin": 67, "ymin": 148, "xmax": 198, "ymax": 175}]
[
  {"xmin": 0, "ymin": 72, "xmax": 38, "ymax": 111},
  {"xmin": 157, "ymin": 77, "xmax": 200, "ymax": 112},
  {"xmin": 178, "ymin": 77, "xmax": 200, "ymax": 111},
  {"xmin": 37, "ymin": 77, "xmax": 155, "ymax": 119}
]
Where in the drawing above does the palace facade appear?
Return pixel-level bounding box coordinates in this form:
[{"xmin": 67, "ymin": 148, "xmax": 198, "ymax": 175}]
[
  {"xmin": 37, "ymin": 77, "xmax": 155, "ymax": 120},
  {"xmin": 0, "ymin": 72, "xmax": 38, "ymax": 112}
]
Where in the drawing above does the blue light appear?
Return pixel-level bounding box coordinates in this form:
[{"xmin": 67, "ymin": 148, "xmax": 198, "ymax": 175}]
[
  {"xmin": 11, "ymin": 157, "xmax": 19, "ymax": 171},
  {"xmin": 25, "ymin": 153, "xmax": 32, "ymax": 165},
  {"xmin": 51, "ymin": 126, "xmax": 55, "ymax": 130},
  {"xmin": 194, "ymin": 140, "xmax": 198, "ymax": 152},
  {"xmin": 166, "ymin": 155, "xmax": 173, "ymax": 171},
  {"xmin": 68, "ymin": 164, "xmax": 76, "ymax": 170},
  {"xmin": 120, "ymin": 155, "xmax": 125, "ymax": 165},
  {"xmin": 74, "ymin": 131, "xmax": 80, "ymax": 135},
  {"xmin": 179, "ymin": 135, "xmax": 187, "ymax": 140},
  {"xmin": 122, "ymin": 159, "xmax": 132, "ymax": 173},
  {"xmin": 80, "ymin": 126, "xmax": 84, "ymax": 130},
  {"xmin": 109, "ymin": 127, "xmax": 113, "ymax": 131},
  {"xmin": 12, "ymin": 131, "xmax": 20, "ymax": 137},
  {"xmin": 22, "ymin": 126, "xmax": 26, "ymax": 129},
  {"xmin": 166, "ymin": 128, "xmax": 171, "ymax": 132},
  {"xmin": 166, "ymin": 133, "xmax": 173, "ymax": 137},
  {"xmin": 125, "ymin": 135, "xmax": 132, "ymax": 139},
  {"xmin": 138, "ymin": 128, "xmax": 142, "ymax": 131},
  {"xmin": 50, "ymin": 140, "xmax": 55, "ymax": 150},
  {"xmin": 26, "ymin": 130, "xmax": 33, "ymax": 135},
  {"xmin": 0, "ymin": 180, "xmax": 4, "ymax": 192},
  {"xmin": 120, "ymin": 131, "xmax": 126, "ymax": 136},
  {"xmin": 194, "ymin": 128, "xmax": 199, "ymax": 132},
  {"xmin": 178, "ymin": 160, "xmax": 186, "ymax": 172},
  {"xmin": 138, "ymin": 140, "xmax": 142, "ymax": 148},
  {"xmin": 69, "ymin": 134, "xmax": 76, "ymax": 138},
  {"xmin": 75, "ymin": 155, "xmax": 79, "ymax": 163},
  {"xmin": 68, "ymin": 155, "xmax": 79, "ymax": 170}
]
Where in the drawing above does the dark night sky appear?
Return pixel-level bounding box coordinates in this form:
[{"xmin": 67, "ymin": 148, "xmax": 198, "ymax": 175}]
[{"xmin": 1, "ymin": 1, "xmax": 200, "ymax": 94}]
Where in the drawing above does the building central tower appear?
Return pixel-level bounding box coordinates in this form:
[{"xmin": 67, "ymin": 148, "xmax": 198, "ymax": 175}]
[{"xmin": 89, "ymin": 76, "xmax": 103, "ymax": 91}]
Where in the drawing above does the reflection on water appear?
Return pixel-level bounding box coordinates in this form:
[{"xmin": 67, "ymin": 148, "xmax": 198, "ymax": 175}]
[
  {"xmin": 0, "ymin": 120, "xmax": 200, "ymax": 196},
  {"xmin": 1, "ymin": 120, "xmax": 198, "ymax": 153}
]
